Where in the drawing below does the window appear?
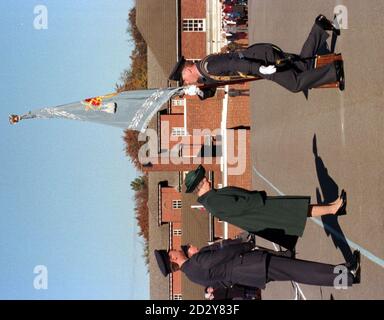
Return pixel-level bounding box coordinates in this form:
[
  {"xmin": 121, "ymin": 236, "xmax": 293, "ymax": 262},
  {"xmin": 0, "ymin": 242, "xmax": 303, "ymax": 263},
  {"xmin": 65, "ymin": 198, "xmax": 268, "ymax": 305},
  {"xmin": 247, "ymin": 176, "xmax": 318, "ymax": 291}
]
[
  {"xmin": 171, "ymin": 127, "xmax": 186, "ymax": 136},
  {"xmin": 172, "ymin": 99, "xmax": 184, "ymax": 107},
  {"xmin": 183, "ymin": 19, "xmax": 206, "ymax": 32},
  {"xmin": 172, "ymin": 200, "xmax": 182, "ymax": 209},
  {"xmin": 173, "ymin": 229, "xmax": 182, "ymax": 236},
  {"xmin": 173, "ymin": 294, "xmax": 183, "ymax": 300}
]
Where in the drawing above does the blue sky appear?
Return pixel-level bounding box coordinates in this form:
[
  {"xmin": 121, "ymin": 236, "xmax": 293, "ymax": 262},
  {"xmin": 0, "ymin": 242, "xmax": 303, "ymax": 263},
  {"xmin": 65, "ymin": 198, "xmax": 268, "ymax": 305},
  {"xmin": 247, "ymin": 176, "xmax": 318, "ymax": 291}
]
[{"xmin": 0, "ymin": 0, "xmax": 149, "ymax": 299}]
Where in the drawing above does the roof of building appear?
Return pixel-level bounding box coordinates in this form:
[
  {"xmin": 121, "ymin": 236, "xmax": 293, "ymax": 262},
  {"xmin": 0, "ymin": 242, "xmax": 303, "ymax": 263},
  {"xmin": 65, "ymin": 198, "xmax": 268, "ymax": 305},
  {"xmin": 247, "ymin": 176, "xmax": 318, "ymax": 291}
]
[{"xmin": 136, "ymin": 0, "xmax": 178, "ymax": 88}]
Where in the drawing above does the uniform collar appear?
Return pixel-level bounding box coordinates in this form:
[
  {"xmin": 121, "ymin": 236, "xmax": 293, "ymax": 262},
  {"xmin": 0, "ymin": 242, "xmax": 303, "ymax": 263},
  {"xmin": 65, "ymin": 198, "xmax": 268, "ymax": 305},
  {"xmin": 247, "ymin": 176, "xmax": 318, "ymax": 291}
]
[
  {"xmin": 197, "ymin": 188, "xmax": 216, "ymax": 203},
  {"xmin": 180, "ymin": 258, "xmax": 192, "ymax": 272},
  {"xmin": 196, "ymin": 59, "xmax": 211, "ymax": 83}
]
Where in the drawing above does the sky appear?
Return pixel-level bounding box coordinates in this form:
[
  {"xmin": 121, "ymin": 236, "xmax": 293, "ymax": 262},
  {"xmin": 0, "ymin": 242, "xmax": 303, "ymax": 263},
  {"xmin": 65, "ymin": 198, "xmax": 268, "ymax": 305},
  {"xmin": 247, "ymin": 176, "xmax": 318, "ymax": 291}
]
[{"xmin": 0, "ymin": 0, "xmax": 149, "ymax": 299}]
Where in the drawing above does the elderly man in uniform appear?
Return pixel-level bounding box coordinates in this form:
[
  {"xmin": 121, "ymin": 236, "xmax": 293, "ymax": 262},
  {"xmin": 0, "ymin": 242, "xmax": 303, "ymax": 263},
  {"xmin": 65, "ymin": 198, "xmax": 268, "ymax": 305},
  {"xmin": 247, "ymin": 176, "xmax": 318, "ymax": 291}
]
[
  {"xmin": 183, "ymin": 165, "xmax": 347, "ymax": 251},
  {"xmin": 182, "ymin": 241, "xmax": 260, "ymax": 300},
  {"xmin": 170, "ymin": 14, "xmax": 344, "ymax": 100},
  {"xmin": 154, "ymin": 239, "xmax": 361, "ymax": 292}
]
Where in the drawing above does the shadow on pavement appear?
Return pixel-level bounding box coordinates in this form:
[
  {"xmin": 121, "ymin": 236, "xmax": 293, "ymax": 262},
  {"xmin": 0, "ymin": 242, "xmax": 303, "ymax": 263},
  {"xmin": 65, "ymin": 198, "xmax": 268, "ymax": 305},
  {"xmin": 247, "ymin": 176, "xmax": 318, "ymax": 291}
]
[{"xmin": 312, "ymin": 134, "xmax": 354, "ymax": 264}]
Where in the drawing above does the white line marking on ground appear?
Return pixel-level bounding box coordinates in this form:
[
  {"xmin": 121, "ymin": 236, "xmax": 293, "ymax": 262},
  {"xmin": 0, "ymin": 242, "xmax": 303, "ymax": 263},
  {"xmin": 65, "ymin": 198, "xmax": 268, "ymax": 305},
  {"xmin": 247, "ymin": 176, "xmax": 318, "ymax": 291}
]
[
  {"xmin": 340, "ymin": 95, "xmax": 346, "ymax": 146},
  {"xmin": 270, "ymin": 242, "xmax": 307, "ymax": 300}
]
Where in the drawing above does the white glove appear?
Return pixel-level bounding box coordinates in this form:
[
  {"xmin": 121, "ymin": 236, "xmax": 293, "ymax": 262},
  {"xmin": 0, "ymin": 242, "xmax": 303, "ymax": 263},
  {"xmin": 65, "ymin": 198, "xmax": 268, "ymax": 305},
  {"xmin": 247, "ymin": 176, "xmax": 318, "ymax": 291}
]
[
  {"xmin": 184, "ymin": 85, "xmax": 200, "ymax": 96},
  {"xmin": 259, "ymin": 65, "xmax": 276, "ymax": 75}
]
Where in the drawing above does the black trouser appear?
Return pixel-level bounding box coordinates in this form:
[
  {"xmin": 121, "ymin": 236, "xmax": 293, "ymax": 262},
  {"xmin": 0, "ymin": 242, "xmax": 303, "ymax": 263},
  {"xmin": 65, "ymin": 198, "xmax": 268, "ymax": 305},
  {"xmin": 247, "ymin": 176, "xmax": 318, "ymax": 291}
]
[
  {"xmin": 266, "ymin": 254, "xmax": 353, "ymax": 287},
  {"xmin": 264, "ymin": 23, "xmax": 337, "ymax": 92},
  {"xmin": 253, "ymin": 229, "xmax": 298, "ymax": 252}
]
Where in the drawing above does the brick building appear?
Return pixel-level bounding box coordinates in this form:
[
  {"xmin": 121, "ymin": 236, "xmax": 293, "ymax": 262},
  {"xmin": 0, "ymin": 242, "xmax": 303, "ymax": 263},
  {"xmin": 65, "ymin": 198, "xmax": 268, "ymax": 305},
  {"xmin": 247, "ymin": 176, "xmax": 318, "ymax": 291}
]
[{"xmin": 136, "ymin": 0, "xmax": 253, "ymax": 300}]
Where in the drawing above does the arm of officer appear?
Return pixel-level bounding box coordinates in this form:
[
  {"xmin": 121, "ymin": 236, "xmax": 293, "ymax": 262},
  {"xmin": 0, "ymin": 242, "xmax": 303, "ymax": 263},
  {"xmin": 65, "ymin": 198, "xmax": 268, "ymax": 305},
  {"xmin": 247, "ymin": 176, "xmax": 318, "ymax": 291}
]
[{"xmin": 194, "ymin": 242, "xmax": 253, "ymax": 268}]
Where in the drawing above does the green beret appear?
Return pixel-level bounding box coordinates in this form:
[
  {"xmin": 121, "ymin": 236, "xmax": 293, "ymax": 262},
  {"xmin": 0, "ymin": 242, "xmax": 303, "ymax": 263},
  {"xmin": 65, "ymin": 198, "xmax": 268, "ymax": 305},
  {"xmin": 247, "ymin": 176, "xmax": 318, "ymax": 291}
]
[{"xmin": 185, "ymin": 165, "xmax": 206, "ymax": 193}]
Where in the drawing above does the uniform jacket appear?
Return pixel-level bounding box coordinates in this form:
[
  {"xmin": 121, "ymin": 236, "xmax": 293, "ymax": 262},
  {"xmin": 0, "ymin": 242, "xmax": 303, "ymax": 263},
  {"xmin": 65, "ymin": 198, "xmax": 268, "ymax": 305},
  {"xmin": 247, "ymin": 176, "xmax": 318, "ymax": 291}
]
[
  {"xmin": 181, "ymin": 239, "xmax": 268, "ymax": 289},
  {"xmin": 196, "ymin": 44, "xmax": 284, "ymax": 100},
  {"xmin": 197, "ymin": 187, "xmax": 309, "ymax": 237}
]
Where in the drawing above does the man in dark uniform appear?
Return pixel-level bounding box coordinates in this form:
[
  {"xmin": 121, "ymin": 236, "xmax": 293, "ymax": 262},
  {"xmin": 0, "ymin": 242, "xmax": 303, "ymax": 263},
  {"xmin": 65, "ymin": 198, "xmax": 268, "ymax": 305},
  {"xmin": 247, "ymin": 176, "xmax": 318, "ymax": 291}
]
[
  {"xmin": 154, "ymin": 239, "xmax": 361, "ymax": 291},
  {"xmin": 184, "ymin": 165, "xmax": 347, "ymax": 251},
  {"xmin": 169, "ymin": 14, "xmax": 344, "ymax": 100},
  {"xmin": 184, "ymin": 241, "xmax": 260, "ymax": 300}
]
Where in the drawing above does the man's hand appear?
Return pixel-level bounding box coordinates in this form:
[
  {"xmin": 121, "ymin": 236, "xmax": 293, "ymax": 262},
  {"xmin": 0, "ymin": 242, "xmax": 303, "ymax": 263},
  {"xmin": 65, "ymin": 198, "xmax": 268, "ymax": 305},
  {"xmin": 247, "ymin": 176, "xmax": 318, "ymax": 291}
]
[
  {"xmin": 259, "ymin": 65, "xmax": 277, "ymax": 75},
  {"xmin": 184, "ymin": 85, "xmax": 200, "ymax": 96}
]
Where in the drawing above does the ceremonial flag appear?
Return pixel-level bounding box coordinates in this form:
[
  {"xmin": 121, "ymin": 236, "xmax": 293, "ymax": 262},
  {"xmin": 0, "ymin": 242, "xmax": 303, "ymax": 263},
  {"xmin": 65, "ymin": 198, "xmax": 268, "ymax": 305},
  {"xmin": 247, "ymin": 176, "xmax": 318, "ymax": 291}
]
[{"xmin": 9, "ymin": 87, "xmax": 183, "ymax": 133}]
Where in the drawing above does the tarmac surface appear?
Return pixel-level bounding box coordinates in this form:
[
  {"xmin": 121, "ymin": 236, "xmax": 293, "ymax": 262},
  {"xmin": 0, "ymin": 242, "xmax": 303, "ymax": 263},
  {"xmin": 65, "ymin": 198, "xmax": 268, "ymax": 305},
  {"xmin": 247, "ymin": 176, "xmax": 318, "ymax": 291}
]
[{"xmin": 248, "ymin": 0, "xmax": 384, "ymax": 299}]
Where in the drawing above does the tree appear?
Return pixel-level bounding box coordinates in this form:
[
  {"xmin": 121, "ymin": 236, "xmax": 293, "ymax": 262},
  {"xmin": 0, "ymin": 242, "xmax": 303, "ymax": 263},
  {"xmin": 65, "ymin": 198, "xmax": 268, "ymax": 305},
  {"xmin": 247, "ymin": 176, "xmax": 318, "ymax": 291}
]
[
  {"xmin": 131, "ymin": 175, "xmax": 149, "ymax": 242},
  {"xmin": 122, "ymin": 129, "xmax": 147, "ymax": 171},
  {"xmin": 143, "ymin": 241, "xmax": 150, "ymax": 267},
  {"xmin": 116, "ymin": 7, "xmax": 147, "ymax": 92},
  {"xmin": 130, "ymin": 176, "xmax": 147, "ymax": 191}
]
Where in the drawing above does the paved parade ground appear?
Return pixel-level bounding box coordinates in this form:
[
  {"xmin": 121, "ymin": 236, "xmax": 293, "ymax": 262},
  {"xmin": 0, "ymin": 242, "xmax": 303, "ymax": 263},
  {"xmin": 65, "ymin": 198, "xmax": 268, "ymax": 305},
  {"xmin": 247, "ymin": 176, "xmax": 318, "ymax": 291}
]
[{"xmin": 248, "ymin": 0, "xmax": 384, "ymax": 299}]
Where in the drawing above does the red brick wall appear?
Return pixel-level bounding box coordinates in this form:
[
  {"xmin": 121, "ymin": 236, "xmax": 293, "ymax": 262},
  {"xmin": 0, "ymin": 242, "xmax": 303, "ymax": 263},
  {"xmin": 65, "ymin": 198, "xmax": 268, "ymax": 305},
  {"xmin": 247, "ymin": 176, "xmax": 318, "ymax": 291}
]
[
  {"xmin": 170, "ymin": 98, "xmax": 185, "ymax": 114},
  {"xmin": 228, "ymin": 225, "xmax": 244, "ymax": 239},
  {"xmin": 161, "ymin": 114, "xmax": 184, "ymax": 127},
  {"xmin": 171, "ymin": 222, "xmax": 183, "ymax": 297},
  {"xmin": 172, "ymin": 271, "xmax": 182, "ymax": 297},
  {"xmin": 181, "ymin": 0, "xmax": 207, "ymax": 59},
  {"xmin": 172, "ymin": 222, "xmax": 183, "ymax": 248},
  {"xmin": 212, "ymin": 170, "xmax": 223, "ymax": 188},
  {"xmin": 171, "ymin": 105, "xmax": 184, "ymax": 114},
  {"xmin": 227, "ymin": 83, "xmax": 251, "ymax": 128},
  {"xmin": 181, "ymin": 0, "xmax": 206, "ymax": 18},
  {"xmin": 214, "ymin": 218, "xmax": 224, "ymax": 239},
  {"xmin": 161, "ymin": 187, "xmax": 182, "ymax": 223},
  {"xmin": 186, "ymin": 96, "xmax": 222, "ymax": 133},
  {"xmin": 160, "ymin": 114, "xmax": 184, "ymax": 151},
  {"xmin": 182, "ymin": 33, "xmax": 206, "ymax": 59}
]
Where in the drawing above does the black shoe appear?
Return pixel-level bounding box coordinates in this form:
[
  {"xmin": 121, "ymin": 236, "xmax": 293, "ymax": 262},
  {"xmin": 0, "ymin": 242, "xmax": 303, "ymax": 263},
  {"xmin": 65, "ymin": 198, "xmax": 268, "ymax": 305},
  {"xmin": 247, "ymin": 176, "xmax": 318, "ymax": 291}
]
[
  {"xmin": 335, "ymin": 189, "xmax": 347, "ymax": 216},
  {"xmin": 334, "ymin": 60, "xmax": 345, "ymax": 91},
  {"xmin": 348, "ymin": 250, "xmax": 361, "ymax": 284},
  {"xmin": 315, "ymin": 14, "xmax": 340, "ymax": 35}
]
